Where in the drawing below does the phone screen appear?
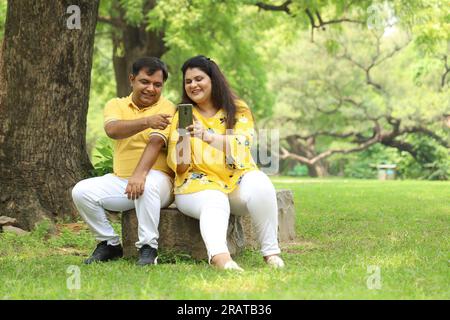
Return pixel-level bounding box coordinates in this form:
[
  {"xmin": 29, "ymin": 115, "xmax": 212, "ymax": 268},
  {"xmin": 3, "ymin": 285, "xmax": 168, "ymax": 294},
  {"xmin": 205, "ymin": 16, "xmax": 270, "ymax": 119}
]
[{"xmin": 178, "ymin": 103, "xmax": 193, "ymax": 129}]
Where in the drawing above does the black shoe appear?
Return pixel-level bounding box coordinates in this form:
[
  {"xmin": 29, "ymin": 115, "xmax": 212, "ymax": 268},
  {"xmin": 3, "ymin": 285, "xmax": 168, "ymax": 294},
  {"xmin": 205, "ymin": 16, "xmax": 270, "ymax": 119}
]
[
  {"xmin": 84, "ymin": 241, "xmax": 123, "ymax": 264},
  {"xmin": 137, "ymin": 245, "xmax": 158, "ymax": 266}
]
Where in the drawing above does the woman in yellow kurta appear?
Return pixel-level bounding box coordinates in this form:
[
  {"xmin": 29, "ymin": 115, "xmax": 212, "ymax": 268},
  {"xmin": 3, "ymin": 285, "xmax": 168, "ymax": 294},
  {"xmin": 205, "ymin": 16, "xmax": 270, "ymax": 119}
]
[{"xmin": 167, "ymin": 55, "xmax": 284, "ymax": 271}]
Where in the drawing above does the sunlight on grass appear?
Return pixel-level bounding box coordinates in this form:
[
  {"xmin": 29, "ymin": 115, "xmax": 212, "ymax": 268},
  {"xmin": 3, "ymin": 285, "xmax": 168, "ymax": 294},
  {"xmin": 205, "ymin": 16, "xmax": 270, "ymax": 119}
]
[
  {"xmin": 182, "ymin": 272, "xmax": 273, "ymax": 294},
  {"xmin": 358, "ymin": 251, "xmax": 422, "ymax": 268}
]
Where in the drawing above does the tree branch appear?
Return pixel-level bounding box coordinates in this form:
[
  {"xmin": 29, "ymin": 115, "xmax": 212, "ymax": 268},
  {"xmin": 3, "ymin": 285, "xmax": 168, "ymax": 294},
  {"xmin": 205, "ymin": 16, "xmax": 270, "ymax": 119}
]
[
  {"xmin": 381, "ymin": 138, "xmax": 419, "ymax": 160},
  {"xmin": 286, "ymin": 130, "xmax": 361, "ymax": 141},
  {"xmin": 404, "ymin": 126, "xmax": 450, "ymax": 148},
  {"xmin": 315, "ymin": 17, "xmax": 364, "ymax": 28},
  {"xmin": 255, "ymin": 1, "xmax": 292, "ymax": 14},
  {"xmin": 305, "ymin": 8, "xmax": 316, "ymax": 41},
  {"xmin": 281, "ymin": 123, "xmax": 382, "ymax": 165},
  {"xmin": 441, "ymin": 55, "xmax": 449, "ymax": 88}
]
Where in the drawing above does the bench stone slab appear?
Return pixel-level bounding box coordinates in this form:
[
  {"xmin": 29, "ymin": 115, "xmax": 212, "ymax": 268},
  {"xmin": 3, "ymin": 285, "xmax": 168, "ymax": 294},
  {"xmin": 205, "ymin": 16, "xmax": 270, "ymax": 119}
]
[{"xmin": 121, "ymin": 189, "xmax": 296, "ymax": 260}]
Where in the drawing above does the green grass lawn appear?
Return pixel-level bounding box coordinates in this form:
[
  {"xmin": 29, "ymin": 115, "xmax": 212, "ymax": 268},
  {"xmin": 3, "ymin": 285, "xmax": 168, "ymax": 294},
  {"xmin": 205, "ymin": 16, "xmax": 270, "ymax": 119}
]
[{"xmin": 1, "ymin": 178, "xmax": 449, "ymax": 299}]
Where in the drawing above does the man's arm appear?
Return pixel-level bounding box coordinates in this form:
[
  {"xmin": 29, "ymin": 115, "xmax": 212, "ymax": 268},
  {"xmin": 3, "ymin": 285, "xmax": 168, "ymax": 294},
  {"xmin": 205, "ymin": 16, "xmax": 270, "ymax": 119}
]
[
  {"xmin": 105, "ymin": 114, "xmax": 172, "ymax": 140},
  {"xmin": 125, "ymin": 135, "xmax": 166, "ymax": 200}
]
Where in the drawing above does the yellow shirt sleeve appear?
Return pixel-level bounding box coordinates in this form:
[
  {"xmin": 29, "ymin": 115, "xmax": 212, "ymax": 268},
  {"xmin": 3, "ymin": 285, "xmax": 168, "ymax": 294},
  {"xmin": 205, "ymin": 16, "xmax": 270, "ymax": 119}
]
[
  {"xmin": 103, "ymin": 98, "xmax": 122, "ymax": 126},
  {"xmin": 148, "ymin": 101, "xmax": 177, "ymax": 148},
  {"xmin": 226, "ymin": 102, "xmax": 256, "ymax": 170}
]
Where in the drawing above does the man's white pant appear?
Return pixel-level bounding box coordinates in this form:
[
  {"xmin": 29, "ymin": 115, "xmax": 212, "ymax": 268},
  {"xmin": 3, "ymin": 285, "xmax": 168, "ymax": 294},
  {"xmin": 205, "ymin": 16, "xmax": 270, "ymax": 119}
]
[
  {"xmin": 72, "ymin": 170, "xmax": 173, "ymax": 249},
  {"xmin": 175, "ymin": 170, "xmax": 281, "ymax": 261}
]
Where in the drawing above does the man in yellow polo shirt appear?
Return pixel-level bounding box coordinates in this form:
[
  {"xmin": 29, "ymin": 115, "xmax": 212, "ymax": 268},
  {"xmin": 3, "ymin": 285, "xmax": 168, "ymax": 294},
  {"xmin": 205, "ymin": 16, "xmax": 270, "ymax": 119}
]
[{"xmin": 72, "ymin": 57, "xmax": 176, "ymax": 266}]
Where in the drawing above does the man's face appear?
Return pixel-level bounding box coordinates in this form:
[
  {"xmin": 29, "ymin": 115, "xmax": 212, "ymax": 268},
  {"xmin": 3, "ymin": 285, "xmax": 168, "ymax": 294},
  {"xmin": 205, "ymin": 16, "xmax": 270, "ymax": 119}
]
[{"xmin": 130, "ymin": 69, "xmax": 164, "ymax": 108}]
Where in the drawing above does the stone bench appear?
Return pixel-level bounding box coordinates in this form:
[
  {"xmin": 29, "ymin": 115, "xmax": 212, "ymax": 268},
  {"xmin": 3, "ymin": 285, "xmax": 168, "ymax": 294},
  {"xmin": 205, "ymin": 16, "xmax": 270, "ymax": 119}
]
[{"xmin": 121, "ymin": 189, "xmax": 296, "ymax": 260}]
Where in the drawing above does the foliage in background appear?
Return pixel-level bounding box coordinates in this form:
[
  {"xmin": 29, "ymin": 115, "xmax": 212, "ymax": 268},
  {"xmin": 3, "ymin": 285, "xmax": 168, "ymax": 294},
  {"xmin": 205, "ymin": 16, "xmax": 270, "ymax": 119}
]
[
  {"xmin": 91, "ymin": 136, "xmax": 114, "ymax": 176},
  {"xmin": 286, "ymin": 164, "xmax": 310, "ymax": 177},
  {"xmin": 327, "ymin": 136, "xmax": 450, "ymax": 180},
  {"xmin": 400, "ymin": 134, "xmax": 450, "ymax": 180},
  {"xmin": 0, "ymin": 0, "xmax": 5, "ymax": 39},
  {"xmin": 269, "ymin": 21, "xmax": 448, "ymax": 178},
  {"xmin": 86, "ymin": 21, "xmax": 116, "ymax": 159},
  {"xmin": 147, "ymin": 0, "xmax": 280, "ymax": 118}
]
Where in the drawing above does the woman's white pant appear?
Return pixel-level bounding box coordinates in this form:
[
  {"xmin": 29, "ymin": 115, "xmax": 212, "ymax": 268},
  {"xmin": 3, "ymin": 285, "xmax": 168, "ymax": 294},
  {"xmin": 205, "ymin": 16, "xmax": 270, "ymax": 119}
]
[
  {"xmin": 175, "ymin": 170, "xmax": 280, "ymax": 261},
  {"xmin": 71, "ymin": 170, "xmax": 173, "ymax": 249}
]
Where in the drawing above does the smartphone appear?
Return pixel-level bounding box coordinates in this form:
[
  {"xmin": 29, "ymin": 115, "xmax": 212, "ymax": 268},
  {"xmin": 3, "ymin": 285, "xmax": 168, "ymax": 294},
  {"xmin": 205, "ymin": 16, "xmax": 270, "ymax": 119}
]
[{"xmin": 178, "ymin": 103, "xmax": 193, "ymax": 129}]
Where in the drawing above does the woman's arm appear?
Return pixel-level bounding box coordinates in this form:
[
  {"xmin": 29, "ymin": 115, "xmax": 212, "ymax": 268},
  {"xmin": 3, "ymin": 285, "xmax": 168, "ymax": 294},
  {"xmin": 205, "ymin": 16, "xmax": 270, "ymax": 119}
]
[
  {"xmin": 167, "ymin": 112, "xmax": 192, "ymax": 175},
  {"xmin": 175, "ymin": 134, "xmax": 191, "ymax": 174}
]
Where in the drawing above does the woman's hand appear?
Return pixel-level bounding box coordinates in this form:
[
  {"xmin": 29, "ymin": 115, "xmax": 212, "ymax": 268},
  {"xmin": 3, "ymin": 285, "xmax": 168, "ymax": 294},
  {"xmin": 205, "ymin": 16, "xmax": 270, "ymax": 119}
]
[{"xmin": 186, "ymin": 120, "xmax": 214, "ymax": 143}]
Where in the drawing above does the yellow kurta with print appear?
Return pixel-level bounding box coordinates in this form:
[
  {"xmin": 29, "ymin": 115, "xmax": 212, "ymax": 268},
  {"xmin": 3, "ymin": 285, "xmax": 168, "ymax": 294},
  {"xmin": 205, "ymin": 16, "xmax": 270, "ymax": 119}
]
[
  {"xmin": 103, "ymin": 94, "xmax": 176, "ymax": 178},
  {"xmin": 167, "ymin": 101, "xmax": 258, "ymax": 194}
]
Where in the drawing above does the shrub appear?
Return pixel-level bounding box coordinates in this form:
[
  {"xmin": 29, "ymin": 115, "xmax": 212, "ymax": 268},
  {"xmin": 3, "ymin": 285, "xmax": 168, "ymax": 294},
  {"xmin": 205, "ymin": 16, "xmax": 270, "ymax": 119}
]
[{"xmin": 92, "ymin": 137, "xmax": 114, "ymax": 176}]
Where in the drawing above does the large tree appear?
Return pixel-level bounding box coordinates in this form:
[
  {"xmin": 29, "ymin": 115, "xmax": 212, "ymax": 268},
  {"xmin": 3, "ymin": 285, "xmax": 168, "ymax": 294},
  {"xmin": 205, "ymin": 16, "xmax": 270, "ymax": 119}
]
[
  {"xmin": 270, "ymin": 25, "xmax": 449, "ymax": 176},
  {"xmin": 0, "ymin": 1, "xmax": 99, "ymax": 229}
]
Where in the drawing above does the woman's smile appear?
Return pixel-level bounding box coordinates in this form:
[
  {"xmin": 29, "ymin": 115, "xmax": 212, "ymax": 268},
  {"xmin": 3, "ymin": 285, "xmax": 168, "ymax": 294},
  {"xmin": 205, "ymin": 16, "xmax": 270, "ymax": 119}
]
[{"xmin": 184, "ymin": 68, "xmax": 212, "ymax": 105}]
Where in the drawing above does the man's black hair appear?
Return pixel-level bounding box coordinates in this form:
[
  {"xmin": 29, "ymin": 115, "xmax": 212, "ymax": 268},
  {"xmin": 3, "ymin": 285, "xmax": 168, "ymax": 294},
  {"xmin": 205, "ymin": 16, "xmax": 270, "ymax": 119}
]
[{"xmin": 131, "ymin": 57, "xmax": 168, "ymax": 81}]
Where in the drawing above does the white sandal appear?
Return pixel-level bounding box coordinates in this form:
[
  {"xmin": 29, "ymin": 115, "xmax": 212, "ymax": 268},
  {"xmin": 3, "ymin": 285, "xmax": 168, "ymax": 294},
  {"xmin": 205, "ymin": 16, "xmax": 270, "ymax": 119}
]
[
  {"xmin": 223, "ymin": 260, "xmax": 244, "ymax": 272},
  {"xmin": 266, "ymin": 255, "xmax": 285, "ymax": 268}
]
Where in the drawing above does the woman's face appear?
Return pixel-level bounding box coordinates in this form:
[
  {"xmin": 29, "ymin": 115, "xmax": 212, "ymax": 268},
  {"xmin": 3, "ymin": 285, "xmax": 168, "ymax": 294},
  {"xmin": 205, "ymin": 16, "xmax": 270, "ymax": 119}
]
[{"xmin": 184, "ymin": 68, "xmax": 212, "ymax": 106}]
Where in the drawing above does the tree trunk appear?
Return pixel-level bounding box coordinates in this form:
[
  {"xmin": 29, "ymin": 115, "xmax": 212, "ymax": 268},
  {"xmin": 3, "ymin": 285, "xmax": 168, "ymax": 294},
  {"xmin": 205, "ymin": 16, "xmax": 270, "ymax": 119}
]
[
  {"xmin": 285, "ymin": 135, "xmax": 329, "ymax": 177},
  {"xmin": 112, "ymin": 0, "xmax": 166, "ymax": 97},
  {"xmin": 307, "ymin": 162, "xmax": 329, "ymax": 177},
  {"xmin": 0, "ymin": 1, "xmax": 99, "ymax": 230}
]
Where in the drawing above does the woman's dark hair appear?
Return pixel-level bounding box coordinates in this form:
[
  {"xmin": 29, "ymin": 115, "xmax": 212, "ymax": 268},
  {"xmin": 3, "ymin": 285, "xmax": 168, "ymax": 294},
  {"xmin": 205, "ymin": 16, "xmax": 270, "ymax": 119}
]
[
  {"xmin": 181, "ymin": 55, "xmax": 238, "ymax": 129},
  {"xmin": 132, "ymin": 57, "xmax": 168, "ymax": 82}
]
